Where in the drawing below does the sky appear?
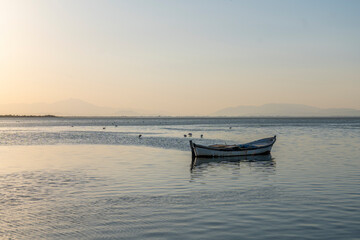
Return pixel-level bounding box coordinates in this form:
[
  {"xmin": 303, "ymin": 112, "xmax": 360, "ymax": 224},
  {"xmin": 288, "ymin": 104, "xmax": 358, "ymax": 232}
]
[{"xmin": 1, "ymin": 0, "xmax": 359, "ymax": 115}]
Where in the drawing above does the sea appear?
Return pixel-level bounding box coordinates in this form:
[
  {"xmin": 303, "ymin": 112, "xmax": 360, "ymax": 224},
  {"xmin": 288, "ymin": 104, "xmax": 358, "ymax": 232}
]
[{"xmin": 0, "ymin": 117, "xmax": 359, "ymax": 239}]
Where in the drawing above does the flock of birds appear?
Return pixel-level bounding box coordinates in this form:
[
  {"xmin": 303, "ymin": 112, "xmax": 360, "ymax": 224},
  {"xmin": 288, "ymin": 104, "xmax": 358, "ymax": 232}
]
[
  {"xmin": 71, "ymin": 124, "xmax": 232, "ymax": 139},
  {"xmin": 183, "ymin": 133, "xmax": 203, "ymax": 138},
  {"xmin": 71, "ymin": 124, "xmax": 208, "ymax": 139},
  {"xmin": 139, "ymin": 133, "xmax": 203, "ymax": 139},
  {"xmin": 137, "ymin": 132, "xmax": 203, "ymax": 139}
]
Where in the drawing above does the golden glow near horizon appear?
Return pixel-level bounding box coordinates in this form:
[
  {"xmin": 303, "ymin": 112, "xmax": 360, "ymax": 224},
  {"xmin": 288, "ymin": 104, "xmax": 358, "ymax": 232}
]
[{"xmin": 1, "ymin": 0, "xmax": 359, "ymax": 115}]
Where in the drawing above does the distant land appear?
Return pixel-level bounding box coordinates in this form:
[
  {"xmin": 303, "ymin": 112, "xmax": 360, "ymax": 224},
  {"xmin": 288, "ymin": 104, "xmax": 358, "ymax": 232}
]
[
  {"xmin": 1, "ymin": 99, "xmax": 360, "ymax": 117},
  {"xmin": 212, "ymin": 103, "xmax": 360, "ymax": 117},
  {"xmin": 0, "ymin": 115, "xmax": 57, "ymax": 118}
]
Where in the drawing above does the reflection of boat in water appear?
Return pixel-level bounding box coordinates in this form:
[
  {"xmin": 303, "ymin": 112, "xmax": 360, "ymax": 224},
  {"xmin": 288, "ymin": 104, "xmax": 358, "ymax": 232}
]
[
  {"xmin": 190, "ymin": 136, "xmax": 276, "ymax": 158},
  {"xmin": 191, "ymin": 154, "xmax": 273, "ymax": 169}
]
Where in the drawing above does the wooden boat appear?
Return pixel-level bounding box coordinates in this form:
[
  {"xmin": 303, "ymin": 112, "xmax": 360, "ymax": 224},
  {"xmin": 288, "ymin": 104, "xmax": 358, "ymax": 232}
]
[{"xmin": 189, "ymin": 136, "xmax": 276, "ymax": 158}]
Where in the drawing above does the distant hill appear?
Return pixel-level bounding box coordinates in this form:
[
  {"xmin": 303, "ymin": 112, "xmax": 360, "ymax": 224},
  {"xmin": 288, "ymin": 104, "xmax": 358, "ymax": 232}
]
[
  {"xmin": 2, "ymin": 100, "xmax": 359, "ymax": 117},
  {"xmin": 213, "ymin": 104, "xmax": 360, "ymax": 117}
]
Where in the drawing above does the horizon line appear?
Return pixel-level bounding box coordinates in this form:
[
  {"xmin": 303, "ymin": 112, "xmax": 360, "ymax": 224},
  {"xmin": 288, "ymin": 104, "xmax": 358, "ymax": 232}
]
[{"xmin": 1, "ymin": 114, "xmax": 360, "ymax": 118}]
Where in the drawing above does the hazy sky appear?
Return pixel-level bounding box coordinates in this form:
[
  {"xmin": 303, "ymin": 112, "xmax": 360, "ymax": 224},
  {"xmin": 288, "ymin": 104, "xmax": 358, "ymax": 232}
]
[{"xmin": 1, "ymin": 0, "xmax": 359, "ymax": 115}]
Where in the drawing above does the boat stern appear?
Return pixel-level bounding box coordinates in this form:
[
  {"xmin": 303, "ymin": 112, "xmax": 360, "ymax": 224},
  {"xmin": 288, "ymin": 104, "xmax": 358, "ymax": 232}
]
[{"xmin": 189, "ymin": 140, "xmax": 196, "ymax": 158}]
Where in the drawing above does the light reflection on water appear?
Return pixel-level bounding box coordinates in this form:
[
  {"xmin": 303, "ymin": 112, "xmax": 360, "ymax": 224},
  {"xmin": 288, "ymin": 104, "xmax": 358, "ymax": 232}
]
[{"xmin": 0, "ymin": 118, "xmax": 360, "ymax": 239}]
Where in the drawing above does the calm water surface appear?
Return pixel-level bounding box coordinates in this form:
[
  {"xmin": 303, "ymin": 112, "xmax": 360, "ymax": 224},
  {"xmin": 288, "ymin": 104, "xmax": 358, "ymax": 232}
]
[{"xmin": 0, "ymin": 117, "xmax": 359, "ymax": 239}]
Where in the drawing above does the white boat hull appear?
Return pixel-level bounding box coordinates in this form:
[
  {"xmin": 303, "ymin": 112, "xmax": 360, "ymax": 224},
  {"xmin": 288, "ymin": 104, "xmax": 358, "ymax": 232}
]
[
  {"xmin": 190, "ymin": 136, "xmax": 276, "ymax": 158},
  {"xmin": 193, "ymin": 145, "xmax": 273, "ymax": 157}
]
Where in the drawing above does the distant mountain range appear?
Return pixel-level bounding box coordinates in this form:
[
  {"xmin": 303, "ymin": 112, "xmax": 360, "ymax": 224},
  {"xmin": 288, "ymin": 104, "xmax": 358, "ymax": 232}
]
[
  {"xmin": 1, "ymin": 100, "xmax": 360, "ymax": 117},
  {"xmin": 212, "ymin": 103, "xmax": 360, "ymax": 117}
]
